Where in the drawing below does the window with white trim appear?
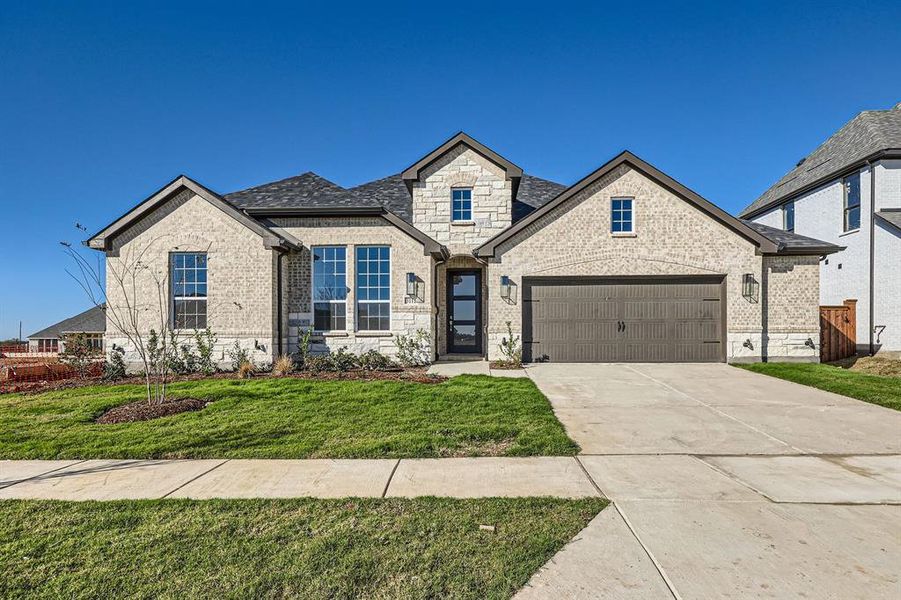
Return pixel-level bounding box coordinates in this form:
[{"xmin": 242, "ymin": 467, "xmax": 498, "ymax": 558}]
[
  {"xmin": 312, "ymin": 246, "xmax": 347, "ymax": 331},
  {"xmin": 452, "ymin": 188, "xmax": 472, "ymax": 222},
  {"xmin": 171, "ymin": 253, "xmax": 207, "ymax": 329},
  {"xmin": 355, "ymin": 246, "xmax": 390, "ymax": 331},
  {"xmin": 611, "ymin": 198, "xmax": 633, "ymax": 233},
  {"xmin": 782, "ymin": 201, "xmax": 795, "ymax": 232}
]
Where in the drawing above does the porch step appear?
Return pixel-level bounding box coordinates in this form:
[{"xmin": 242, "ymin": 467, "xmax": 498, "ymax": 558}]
[{"xmin": 437, "ymin": 354, "xmax": 487, "ymax": 363}]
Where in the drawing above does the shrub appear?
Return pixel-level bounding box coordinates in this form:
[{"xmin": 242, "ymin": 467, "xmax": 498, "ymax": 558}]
[
  {"xmin": 497, "ymin": 321, "xmax": 522, "ymax": 368},
  {"xmin": 60, "ymin": 333, "xmax": 102, "ymax": 379},
  {"xmin": 296, "ymin": 328, "xmax": 313, "ymax": 369},
  {"xmin": 103, "ymin": 348, "xmax": 127, "ymax": 382},
  {"xmin": 194, "ymin": 328, "xmax": 218, "ymax": 375},
  {"xmin": 167, "ymin": 331, "xmax": 198, "ymax": 375},
  {"xmin": 394, "ymin": 329, "xmax": 432, "ymax": 367},
  {"xmin": 236, "ymin": 360, "xmax": 255, "ymax": 379},
  {"xmin": 227, "ymin": 341, "xmax": 252, "ymax": 372},
  {"xmin": 272, "ymin": 354, "xmax": 295, "ymax": 376},
  {"xmin": 358, "ymin": 349, "xmax": 396, "ymax": 371},
  {"xmin": 303, "ymin": 354, "xmax": 333, "ymax": 373},
  {"xmin": 330, "ymin": 347, "xmax": 359, "ymax": 371}
]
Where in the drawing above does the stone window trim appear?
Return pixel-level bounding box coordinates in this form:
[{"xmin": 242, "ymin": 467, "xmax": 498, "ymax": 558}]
[{"xmin": 610, "ymin": 196, "xmax": 636, "ymax": 237}]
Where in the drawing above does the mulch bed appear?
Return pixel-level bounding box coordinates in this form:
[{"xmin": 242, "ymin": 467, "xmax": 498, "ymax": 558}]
[
  {"xmin": 96, "ymin": 397, "xmax": 210, "ymax": 424},
  {"xmin": 281, "ymin": 368, "xmax": 444, "ymax": 384},
  {"xmin": 489, "ymin": 361, "xmax": 523, "ymax": 370}
]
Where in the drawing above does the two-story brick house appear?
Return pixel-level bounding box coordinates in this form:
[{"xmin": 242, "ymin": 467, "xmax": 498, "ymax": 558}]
[
  {"xmin": 88, "ymin": 132, "xmax": 840, "ymax": 365},
  {"xmin": 741, "ymin": 103, "xmax": 901, "ymax": 354}
]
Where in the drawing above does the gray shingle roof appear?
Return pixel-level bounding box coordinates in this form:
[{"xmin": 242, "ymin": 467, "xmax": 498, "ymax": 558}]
[
  {"xmin": 514, "ymin": 174, "xmax": 568, "ymax": 221},
  {"xmin": 225, "ymin": 172, "xmax": 357, "ymax": 209},
  {"xmin": 345, "ymin": 174, "xmax": 412, "ymax": 221},
  {"xmin": 740, "ymin": 105, "xmax": 901, "ymax": 218},
  {"xmin": 28, "ymin": 305, "xmax": 106, "ymax": 340},
  {"xmin": 876, "ymin": 209, "xmax": 901, "ymax": 230},
  {"xmin": 740, "ymin": 220, "xmax": 843, "ymax": 254}
]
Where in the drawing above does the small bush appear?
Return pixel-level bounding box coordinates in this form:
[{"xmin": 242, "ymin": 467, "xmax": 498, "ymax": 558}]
[
  {"xmin": 236, "ymin": 360, "xmax": 255, "ymax": 379},
  {"xmin": 194, "ymin": 328, "xmax": 218, "ymax": 375},
  {"xmin": 358, "ymin": 349, "xmax": 396, "ymax": 371},
  {"xmin": 395, "ymin": 329, "xmax": 432, "ymax": 367},
  {"xmin": 497, "ymin": 321, "xmax": 522, "ymax": 368},
  {"xmin": 227, "ymin": 342, "xmax": 252, "ymax": 372},
  {"xmin": 330, "ymin": 347, "xmax": 359, "ymax": 371},
  {"xmin": 60, "ymin": 333, "xmax": 102, "ymax": 379},
  {"xmin": 272, "ymin": 354, "xmax": 295, "ymax": 376},
  {"xmin": 103, "ymin": 348, "xmax": 127, "ymax": 382},
  {"xmin": 297, "ymin": 328, "xmax": 313, "ymax": 369},
  {"xmin": 303, "ymin": 354, "xmax": 333, "ymax": 373}
]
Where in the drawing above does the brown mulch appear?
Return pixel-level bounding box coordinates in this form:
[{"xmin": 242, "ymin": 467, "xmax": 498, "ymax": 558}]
[
  {"xmin": 96, "ymin": 397, "xmax": 211, "ymax": 424},
  {"xmin": 489, "ymin": 361, "xmax": 523, "ymax": 370},
  {"xmin": 829, "ymin": 356, "xmax": 901, "ymax": 377},
  {"xmin": 281, "ymin": 368, "xmax": 444, "ymax": 384}
]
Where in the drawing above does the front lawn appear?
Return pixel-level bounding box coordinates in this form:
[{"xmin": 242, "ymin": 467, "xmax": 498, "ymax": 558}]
[
  {"xmin": 0, "ymin": 497, "xmax": 607, "ymax": 599},
  {"xmin": 736, "ymin": 362, "xmax": 901, "ymax": 411},
  {"xmin": 0, "ymin": 375, "xmax": 579, "ymax": 459}
]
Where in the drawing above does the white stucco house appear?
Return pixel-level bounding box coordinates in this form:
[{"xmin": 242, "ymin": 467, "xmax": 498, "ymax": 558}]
[
  {"xmin": 86, "ymin": 132, "xmax": 841, "ymax": 366},
  {"xmin": 741, "ymin": 102, "xmax": 901, "ymax": 354}
]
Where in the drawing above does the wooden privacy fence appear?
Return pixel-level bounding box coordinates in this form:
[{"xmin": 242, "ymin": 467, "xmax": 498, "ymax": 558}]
[{"xmin": 819, "ymin": 299, "xmax": 857, "ymax": 363}]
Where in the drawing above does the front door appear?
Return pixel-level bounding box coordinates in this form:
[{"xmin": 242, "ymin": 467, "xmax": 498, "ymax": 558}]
[{"xmin": 447, "ymin": 270, "xmax": 482, "ymax": 354}]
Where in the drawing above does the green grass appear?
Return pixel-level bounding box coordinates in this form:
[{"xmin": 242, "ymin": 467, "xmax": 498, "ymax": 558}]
[
  {"xmin": 0, "ymin": 497, "xmax": 607, "ymax": 599},
  {"xmin": 0, "ymin": 375, "xmax": 579, "ymax": 459},
  {"xmin": 736, "ymin": 362, "xmax": 901, "ymax": 411}
]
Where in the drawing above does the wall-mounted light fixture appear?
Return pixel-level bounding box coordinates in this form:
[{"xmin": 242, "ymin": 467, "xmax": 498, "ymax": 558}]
[
  {"xmin": 406, "ymin": 272, "xmax": 417, "ymax": 297},
  {"xmin": 500, "ymin": 275, "xmax": 511, "ymax": 300},
  {"xmin": 742, "ymin": 273, "xmax": 759, "ymax": 303}
]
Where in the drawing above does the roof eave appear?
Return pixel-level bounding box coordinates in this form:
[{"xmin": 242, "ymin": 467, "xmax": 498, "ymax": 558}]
[
  {"xmin": 741, "ymin": 148, "xmax": 901, "ymax": 219},
  {"xmin": 401, "ymin": 132, "xmax": 524, "ymax": 185}
]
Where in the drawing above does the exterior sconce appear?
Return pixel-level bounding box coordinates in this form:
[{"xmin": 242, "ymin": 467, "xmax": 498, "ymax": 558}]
[
  {"xmin": 406, "ymin": 272, "xmax": 417, "ymax": 297},
  {"xmin": 500, "ymin": 275, "xmax": 511, "ymax": 299},
  {"xmin": 742, "ymin": 273, "xmax": 759, "ymax": 302}
]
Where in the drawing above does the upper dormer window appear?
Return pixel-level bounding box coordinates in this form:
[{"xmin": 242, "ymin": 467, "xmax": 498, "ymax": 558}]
[
  {"xmin": 782, "ymin": 201, "xmax": 795, "ymax": 232},
  {"xmin": 452, "ymin": 188, "xmax": 472, "ymax": 222},
  {"xmin": 611, "ymin": 198, "xmax": 633, "ymax": 234}
]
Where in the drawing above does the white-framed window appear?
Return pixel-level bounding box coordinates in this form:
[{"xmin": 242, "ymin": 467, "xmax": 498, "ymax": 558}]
[
  {"xmin": 782, "ymin": 201, "xmax": 795, "ymax": 232},
  {"xmin": 843, "ymin": 172, "xmax": 861, "ymax": 232},
  {"xmin": 312, "ymin": 246, "xmax": 347, "ymax": 331},
  {"xmin": 171, "ymin": 253, "xmax": 207, "ymax": 329},
  {"xmin": 38, "ymin": 339, "xmax": 58, "ymax": 353},
  {"xmin": 452, "ymin": 188, "xmax": 472, "ymax": 222},
  {"xmin": 611, "ymin": 198, "xmax": 634, "ymax": 233},
  {"xmin": 355, "ymin": 246, "xmax": 390, "ymax": 331}
]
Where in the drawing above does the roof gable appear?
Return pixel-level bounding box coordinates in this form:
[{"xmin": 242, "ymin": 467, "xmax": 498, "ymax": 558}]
[
  {"xmin": 401, "ymin": 132, "xmax": 524, "ymax": 188},
  {"xmin": 740, "ymin": 105, "xmax": 901, "ymax": 218},
  {"xmin": 86, "ymin": 175, "xmax": 296, "ymax": 251},
  {"xmin": 476, "ymin": 151, "xmax": 781, "ymax": 257}
]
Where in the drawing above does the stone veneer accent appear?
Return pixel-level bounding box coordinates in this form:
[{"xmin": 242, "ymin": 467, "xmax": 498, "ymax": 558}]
[
  {"xmin": 483, "ymin": 165, "xmax": 820, "ymax": 362},
  {"xmin": 412, "ymin": 145, "xmax": 512, "ymax": 255},
  {"xmin": 105, "ymin": 190, "xmax": 278, "ymax": 368},
  {"xmin": 274, "ymin": 216, "xmax": 433, "ymax": 357}
]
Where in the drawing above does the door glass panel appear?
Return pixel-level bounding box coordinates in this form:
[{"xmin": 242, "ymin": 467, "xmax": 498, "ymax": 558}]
[
  {"xmin": 452, "ymin": 300, "xmax": 476, "ymax": 322},
  {"xmin": 452, "ymin": 324, "xmax": 477, "ymax": 347},
  {"xmin": 452, "ymin": 274, "xmax": 476, "ymax": 296}
]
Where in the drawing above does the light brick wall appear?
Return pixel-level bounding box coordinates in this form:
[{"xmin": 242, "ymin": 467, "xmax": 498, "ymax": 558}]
[
  {"xmin": 483, "ymin": 164, "xmax": 817, "ymax": 362},
  {"xmin": 412, "ymin": 145, "xmax": 512, "ymax": 255},
  {"xmin": 105, "ymin": 190, "xmax": 278, "ymax": 367},
  {"xmin": 760, "ymin": 255, "xmax": 820, "ymax": 360},
  {"xmin": 274, "ymin": 216, "xmax": 433, "ymax": 357}
]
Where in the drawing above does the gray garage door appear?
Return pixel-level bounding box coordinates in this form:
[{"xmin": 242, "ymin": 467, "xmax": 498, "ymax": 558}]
[{"xmin": 523, "ymin": 277, "xmax": 725, "ymax": 363}]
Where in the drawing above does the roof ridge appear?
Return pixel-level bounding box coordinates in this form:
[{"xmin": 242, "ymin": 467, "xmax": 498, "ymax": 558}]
[{"xmin": 227, "ymin": 171, "xmax": 346, "ymax": 196}]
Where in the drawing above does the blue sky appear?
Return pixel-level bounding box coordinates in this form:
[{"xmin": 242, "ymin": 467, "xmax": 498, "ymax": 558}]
[{"xmin": 1, "ymin": 0, "xmax": 899, "ymax": 339}]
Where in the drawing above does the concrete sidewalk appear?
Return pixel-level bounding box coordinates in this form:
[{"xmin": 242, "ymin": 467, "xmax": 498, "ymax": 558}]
[{"xmin": 0, "ymin": 457, "xmax": 600, "ymax": 500}]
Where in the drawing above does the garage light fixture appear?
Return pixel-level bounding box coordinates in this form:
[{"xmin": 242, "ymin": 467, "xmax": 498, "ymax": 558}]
[
  {"xmin": 742, "ymin": 273, "xmax": 759, "ymax": 303},
  {"xmin": 500, "ymin": 275, "xmax": 511, "ymax": 300}
]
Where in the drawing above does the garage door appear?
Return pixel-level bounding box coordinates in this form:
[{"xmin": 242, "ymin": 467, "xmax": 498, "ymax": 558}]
[{"xmin": 523, "ymin": 277, "xmax": 725, "ymax": 363}]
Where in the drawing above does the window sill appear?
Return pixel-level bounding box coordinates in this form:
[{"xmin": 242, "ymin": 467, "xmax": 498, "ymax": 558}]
[
  {"xmin": 450, "ymin": 221, "xmax": 476, "ymax": 227},
  {"xmin": 356, "ymin": 331, "xmax": 393, "ymax": 337},
  {"xmin": 314, "ymin": 331, "xmax": 349, "ymax": 338},
  {"xmin": 610, "ymin": 232, "xmax": 637, "ymax": 238},
  {"xmin": 839, "ymin": 228, "xmax": 859, "ymax": 237}
]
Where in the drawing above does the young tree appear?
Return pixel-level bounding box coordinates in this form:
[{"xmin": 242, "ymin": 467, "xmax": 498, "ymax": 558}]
[
  {"xmin": 59, "ymin": 333, "xmax": 101, "ymax": 379},
  {"xmin": 61, "ymin": 236, "xmax": 211, "ymax": 405}
]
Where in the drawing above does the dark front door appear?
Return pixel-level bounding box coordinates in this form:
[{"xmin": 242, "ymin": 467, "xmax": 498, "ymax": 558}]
[{"xmin": 447, "ymin": 270, "xmax": 482, "ymax": 354}]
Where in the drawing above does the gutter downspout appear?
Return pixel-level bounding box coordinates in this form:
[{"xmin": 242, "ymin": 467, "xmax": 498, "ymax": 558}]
[
  {"xmin": 276, "ymin": 250, "xmax": 285, "ymax": 356},
  {"xmin": 432, "ymin": 255, "xmax": 446, "ymax": 362},
  {"xmin": 868, "ymin": 162, "xmax": 876, "ymax": 355}
]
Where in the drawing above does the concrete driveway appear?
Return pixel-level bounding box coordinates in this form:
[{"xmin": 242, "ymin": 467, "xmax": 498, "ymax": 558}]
[{"xmin": 518, "ymin": 363, "xmax": 901, "ymax": 599}]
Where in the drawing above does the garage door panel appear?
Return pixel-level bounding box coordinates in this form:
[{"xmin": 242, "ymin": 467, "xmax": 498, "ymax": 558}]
[{"xmin": 524, "ymin": 277, "xmax": 724, "ymax": 363}]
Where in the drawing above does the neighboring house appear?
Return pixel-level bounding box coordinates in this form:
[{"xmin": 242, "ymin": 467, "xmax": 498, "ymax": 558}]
[
  {"xmin": 86, "ymin": 132, "xmax": 840, "ymax": 365},
  {"xmin": 741, "ymin": 103, "xmax": 901, "ymax": 354},
  {"xmin": 27, "ymin": 305, "xmax": 106, "ymax": 353}
]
